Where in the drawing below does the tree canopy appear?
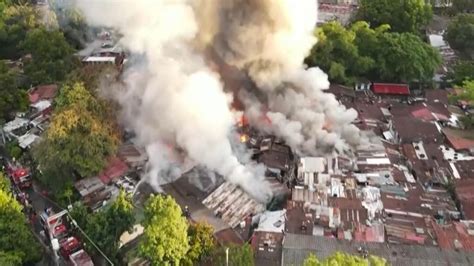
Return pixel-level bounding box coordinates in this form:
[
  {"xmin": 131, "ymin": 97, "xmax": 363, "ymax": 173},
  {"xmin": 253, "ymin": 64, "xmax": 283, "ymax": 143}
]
[
  {"xmin": 303, "ymin": 252, "xmax": 387, "ymax": 266},
  {"xmin": 0, "ymin": 172, "xmax": 42, "ymax": 265},
  {"xmin": 70, "ymin": 190, "xmax": 135, "ymax": 262},
  {"xmin": 454, "ymin": 80, "xmax": 474, "ymax": 103},
  {"xmin": 447, "ymin": 60, "xmax": 474, "ymax": 86},
  {"xmin": 306, "ymin": 21, "xmax": 441, "ymax": 84},
  {"xmin": 185, "ymin": 222, "xmax": 215, "ymax": 265},
  {"xmin": 212, "ymin": 244, "xmax": 255, "ymax": 266},
  {"xmin": 445, "ymin": 14, "xmax": 474, "ymax": 60},
  {"xmin": 32, "ymin": 82, "xmax": 120, "ymax": 191},
  {"xmin": 356, "ymin": 0, "xmax": 432, "ymax": 34},
  {"xmin": 21, "ymin": 27, "xmax": 76, "ymax": 85},
  {"xmin": 452, "ymin": 0, "xmax": 474, "ymax": 14},
  {"xmin": 0, "ymin": 60, "xmax": 28, "ymax": 123},
  {"xmin": 139, "ymin": 194, "xmax": 189, "ymax": 265},
  {"xmin": 0, "ymin": 2, "xmax": 40, "ymax": 59}
]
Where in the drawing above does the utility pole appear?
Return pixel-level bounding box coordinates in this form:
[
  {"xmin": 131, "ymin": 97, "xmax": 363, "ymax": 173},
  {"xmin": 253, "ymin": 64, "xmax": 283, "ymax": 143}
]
[{"xmin": 225, "ymin": 247, "xmax": 229, "ymax": 266}]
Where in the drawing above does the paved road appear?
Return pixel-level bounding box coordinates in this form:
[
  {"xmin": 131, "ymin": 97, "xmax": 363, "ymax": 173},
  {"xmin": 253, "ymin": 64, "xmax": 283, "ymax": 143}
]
[{"xmin": 1, "ymin": 143, "xmax": 62, "ymax": 265}]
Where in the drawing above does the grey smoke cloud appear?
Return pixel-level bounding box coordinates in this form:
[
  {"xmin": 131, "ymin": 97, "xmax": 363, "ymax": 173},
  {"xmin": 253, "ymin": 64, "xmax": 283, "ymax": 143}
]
[
  {"xmin": 195, "ymin": 0, "xmax": 361, "ymax": 154},
  {"xmin": 75, "ymin": 0, "xmax": 361, "ymax": 202}
]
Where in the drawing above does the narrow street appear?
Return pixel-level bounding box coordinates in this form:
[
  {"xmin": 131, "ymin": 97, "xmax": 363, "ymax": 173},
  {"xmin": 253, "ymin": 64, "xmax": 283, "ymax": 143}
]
[{"xmin": 1, "ymin": 144, "xmax": 62, "ymax": 265}]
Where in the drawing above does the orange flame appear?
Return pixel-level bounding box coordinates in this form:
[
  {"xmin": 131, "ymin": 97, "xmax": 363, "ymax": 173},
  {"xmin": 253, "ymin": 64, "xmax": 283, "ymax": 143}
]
[{"xmin": 240, "ymin": 134, "xmax": 249, "ymax": 143}]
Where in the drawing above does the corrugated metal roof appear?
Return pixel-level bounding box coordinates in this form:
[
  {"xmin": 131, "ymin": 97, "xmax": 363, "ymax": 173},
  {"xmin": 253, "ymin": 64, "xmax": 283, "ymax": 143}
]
[
  {"xmin": 202, "ymin": 182, "xmax": 265, "ymax": 228},
  {"xmin": 282, "ymin": 233, "xmax": 474, "ymax": 266},
  {"xmin": 372, "ymin": 83, "xmax": 410, "ymax": 95}
]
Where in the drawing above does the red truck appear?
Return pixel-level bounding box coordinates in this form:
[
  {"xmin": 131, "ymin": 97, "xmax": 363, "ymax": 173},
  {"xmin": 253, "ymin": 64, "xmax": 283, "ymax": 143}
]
[
  {"xmin": 59, "ymin": 237, "xmax": 83, "ymax": 260},
  {"xmin": 6, "ymin": 161, "xmax": 32, "ymax": 189}
]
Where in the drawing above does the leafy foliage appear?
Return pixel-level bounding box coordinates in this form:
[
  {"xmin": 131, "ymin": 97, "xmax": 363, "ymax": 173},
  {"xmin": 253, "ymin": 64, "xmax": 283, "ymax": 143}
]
[
  {"xmin": 452, "ymin": 0, "xmax": 474, "ymax": 13},
  {"xmin": 21, "ymin": 27, "xmax": 76, "ymax": 84},
  {"xmin": 306, "ymin": 21, "xmax": 441, "ymax": 84},
  {"xmin": 0, "ymin": 173, "xmax": 42, "ymax": 264},
  {"xmin": 64, "ymin": 64, "xmax": 120, "ymax": 98},
  {"xmin": 33, "ymin": 82, "xmax": 120, "ymax": 186},
  {"xmin": 70, "ymin": 191, "xmax": 135, "ymax": 261},
  {"xmin": 184, "ymin": 222, "xmax": 215, "ymax": 264},
  {"xmin": 303, "ymin": 252, "xmax": 387, "ymax": 266},
  {"xmin": 357, "ymin": 0, "xmax": 432, "ymax": 33},
  {"xmin": 212, "ymin": 244, "xmax": 255, "ymax": 266},
  {"xmin": 0, "ymin": 2, "xmax": 40, "ymax": 59},
  {"xmin": 445, "ymin": 14, "xmax": 474, "ymax": 59},
  {"xmin": 454, "ymin": 80, "xmax": 474, "ymax": 103},
  {"xmin": 305, "ymin": 21, "xmax": 374, "ymax": 84},
  {"xmin": 447, "ymin": 60, "xmax": 474, "ymax": 86},
  {"xmin": 139, "ymin": 194, "xmax": 189, "ymax": 265},
  {"xmin": 5, "ymin": 140, "xmax": 22, "ymax": 160},
  {"xmin": 0, "ymin": 61, "xmax": 28, "ymax": 123}
]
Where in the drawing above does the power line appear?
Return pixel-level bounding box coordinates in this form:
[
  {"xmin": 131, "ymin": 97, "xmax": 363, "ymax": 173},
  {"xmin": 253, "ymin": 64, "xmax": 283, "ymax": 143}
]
[
  {"xmin": 70, "ymin": 215, "xmax": 114, "ymax": 266},
  {"xmin": 35, "ymin": 191, "xmax": 114, "ymax": 265}
]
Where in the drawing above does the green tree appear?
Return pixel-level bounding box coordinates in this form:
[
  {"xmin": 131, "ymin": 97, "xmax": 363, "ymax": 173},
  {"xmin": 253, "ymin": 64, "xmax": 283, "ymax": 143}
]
[
  {"xmin": 0, "ymin": 175, "xmax": 42, "ymax": 264},
  {"xmin": 306, "ymin": 21, "xmax": 441, "ymax": 83},
  {"xmin": 139, "ymin": 194, "xmax": 189, "ymax": 265},
  {"xmin": 69, "ymin": 202, "xmax": 90, "ymax": 231},
  {"xmin": 371, "ymin": 31, "xmax": 441, "ymax": 82},
  {"xmin": 0, "ymin": 172, "xmax": 10, "ymax": 192},
  {"xmin": 455, "ymin": 80, "xmax": 474, "ymax": 103},
  {"xmin": 357, "ymin": 0, "xmax": 432, "ymax": 33},
  {"xmin": 184, "ymin": 222, "xmax": 215, "ymax": 264},
  {"xmin": 33, "ymin": 82, "xmax": 120, "ymax": 188},
  {"xmin": 0, "ymin": 3, "xmax": 40, "ymax": 58},
  {"xmin": 213, "ymin": 244, "xmax": 254, "ymax": 266},
  {"xmin": 303, "ymin": 253, "xmax": 319, "ymax": 266},
  {"xmin": 305, "ymin": 21, "xmax": 375, "ymax": 85},
  {"xmin": 303, "ymin": 252, "xmax": 387, "ymax": 266},
  {"xmin": 21, "ymin": 27, "xmax": 76, "ymax": 84},
  {"xmin": 452, "ymin": 0, "xmax": 474, "ymax": 13},
  {"xmin": 70, "ymin": 191, "xmax": 135, "ymax": 261},
  {"xmin": 445, "ymin": 14, "xmax": 474, "ymax": 59},
  {"xmin": 0, "ymin": 61, "xmax": 28, "ymax": 123},
  {"xmin": 0, "ymin": 251, "xmax": 22, "ymax": 266},
  {"xmin": 447, "ymin": 60, "xmax": 474, "ymax": 85}
]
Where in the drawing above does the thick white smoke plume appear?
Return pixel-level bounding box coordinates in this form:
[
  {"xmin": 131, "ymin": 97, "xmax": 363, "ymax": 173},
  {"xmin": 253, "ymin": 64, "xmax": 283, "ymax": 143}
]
[
  {"xmin": 195, "ymin": 0, "xmax": 360, "ymax": 154},
  {"xmin": 75, "ymin": 0, "xmax": 361, "ymax": 202}
]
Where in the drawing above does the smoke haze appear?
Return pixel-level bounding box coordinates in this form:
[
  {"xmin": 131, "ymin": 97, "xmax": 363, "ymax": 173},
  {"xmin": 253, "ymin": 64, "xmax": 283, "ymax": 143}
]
[{"xmin": 75, "ymin": 0, "xmax": 361, "ymax": 202}]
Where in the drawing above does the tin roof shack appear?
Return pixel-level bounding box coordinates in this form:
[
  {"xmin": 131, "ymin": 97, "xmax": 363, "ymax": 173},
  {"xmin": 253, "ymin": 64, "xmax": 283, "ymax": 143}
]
[
  {"xmin": 444, "ymin": 132, "xmax": 474, "ymax": 152},
  {"xmin": 285, "ymin": 200, "xmax": 337, "ymax": 236},
  {"xmin": 74, "ymin": 176, "xmax": 112, "ymax": 211},
  {"xmin": 296, "ymin": 157, "xmax": 326, "ymax": 187},
  {"xmin": 256, "ymin": 138, "xmax": 296, "ymax": 183},
  {"xmin": 2, "ymin": 117, "xmax": 29, "ymax": 141},
  {"xmin": 425, "ymin": 89, "xmax": 449, "ymax": 106},
  {"xmin": 327, "ymin": 84, "xmax": 355, "ymax": 103},
  {"xmin": 251, "ymin": 210, "xmax": 286, "ymax": 266},
  {"xmin": 432, "ymin": 221, "xmax": 474, "ymax": 252},
  {"xmin": 118, "ymin": 144, "xmax": 148, "ymax": 169},
  {"xmin": 402, "ymin": 142, "xmax": 451, "ymax": 186},
  {"xmin": 28, "ymin": 84, "xmax": 58, "ymax": 104},
  {"xmin": 317, "ymin": 3, "xmax": 357, "ymax": 25},
  {"xmin": 391, "ymin": 116, "xmax": 443, "ymax": 144},
  {"xmin": 453, "ymin": 160, "xmax": 474, "ymax": 180},
  {"xmin": 99, "ymin": 157, "xmax": 129, "ymax": 185},
  {"xmin": 161, "ymin": 168, "xmax": 246, "ymax": 244},
  {"xmin": 281, "ymin": 233, "xmax": 474, "ymax": 266},
  {"xmin": 372, "ymin": 83, "xmax": 410, "ymax": 97},
  {"xmin": 455, "ymin": 179, "xmax": 474, "ymax": 220},
  {"xmin": 203, "ymin": 181, "xmax": 265, "ymax": 228}
]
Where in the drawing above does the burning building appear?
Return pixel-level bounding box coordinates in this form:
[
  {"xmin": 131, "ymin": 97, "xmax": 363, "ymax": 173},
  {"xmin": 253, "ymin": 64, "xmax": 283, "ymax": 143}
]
[{"xmin": 74, "ymin": 0, "xmax": 365, "ymax": 204}]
